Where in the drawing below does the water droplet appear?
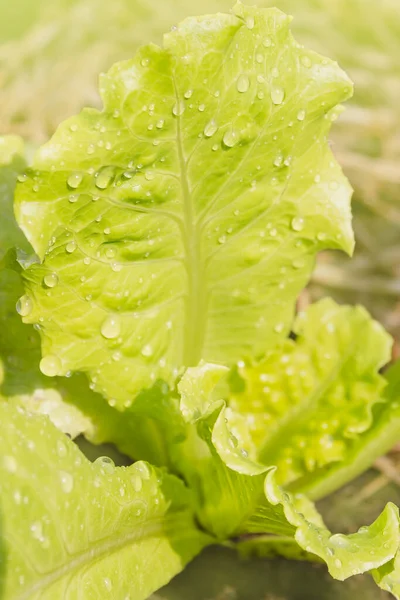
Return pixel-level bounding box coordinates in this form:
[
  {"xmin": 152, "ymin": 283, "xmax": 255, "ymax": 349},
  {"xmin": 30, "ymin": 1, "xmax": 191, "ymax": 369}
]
[
  {"xmin": 68, "ymin": 194, "xmax": 78, "ymax": 203},
  {"xmin": 246, "ymin": 15, "xmax": 255, "ymax": 29},
  {"xmin": 104, "ymin": 578, "xmax": 113, "ymax": 592},
  {"xmin": 94, "ymin": 456, "xmax": 115, "ymax": 474},
  {"xmin": 263, "ymin": 37, "xmax": 272, "ymax": 48},
  {"xmin": 204, "ymin": 120, "xmax": 218, "ymax": 138},
  {"xmin": 223, "ymin": 129, "xmax": 238, "ymax": 148},
  {"xmin": 95, "ymin": 167, "xmax": 114, "ymax": 190},
  {"xmin": 17, "ymin": 174, "xmax": 27, "ymax": 183},
  {"xmin": 16, "ymin": 295, "xmax": 33, "ymax": 317},
  {"xmin": 66, "ymin": 241, "xmax": 77, "ymax": 253},
  {"xmin": 198, "ymin": 103, "xmax": 205, "ymax": 112},
  {"xmin": 31, "ymin": 520, "xmax": 44, "ymax": 542},
  {"xmin": 237, "ymin": 74, "xmax": 250, "ymax": 93},
  {"xmin": 67, "ymin": 172, "xmax": 83, "ymax": 189},
  {"xmin": 141, "ymin": 344, "xmax": 153, "ymax": 357},
  {"xmin": 156, "ymin": 119, "xmax": 164, "ymax": 129},
  {"xmin": 301, "ymin": 55, "xmax": 312, "ymax": 68},
  {"xmin": 256, "ymin": 53, "xmax": 263, "ymax": 64},
  {"xmin": 100, "ymin": 315, "xmax": 121, "ymax": 339},
  {"xmin": 291, "ymin": 217, "xmax": 305, "ymax": 232},
  {"xmin": 83, "ymin": 257, "xmax": 91, "ymax": 265},
  {"xmin": 141, "ymin": 57, "xmax": 150, "ymax": 67},
  {"xmin": 40, "ymin": 355, "xmax": 62, "ymax": 377},
  {"xmin": 44, "ymin": 273, "xmax": 59, "ymax": 288},
  {"xmin": 184, "ymin": 89, "xmax": 193, "ymax": 99},
  {"xmin": 60, "ymin": 471, "xmax": 74, "ymax": 493},
  {"xmin": 274, "ymin": 322, "xmax": 284, "ymax": 333},
  {"xmin": 334, "ymin": 558, "xmax": 342, "ymax": 569},
  {"xmin": 172, "ymin": 101, "xmax": 185, "ymax": 116},
  {"xmin": 4, "ymin": 455, "xmax": 17, "ymax": 473},
  {"xmin": 297, "ymin": 109, "xmax": 306, "ymax": 121},
  {"xmin": 132, "ymin": 475, "xmax": 143, "ymax": 492},
  {"xmin": 57, "ymin": 440, "xmax": 67, "ymax": 458},
  {"xmin": 271, "ymin": 87, "xmax": 285, "ymax": 105}
]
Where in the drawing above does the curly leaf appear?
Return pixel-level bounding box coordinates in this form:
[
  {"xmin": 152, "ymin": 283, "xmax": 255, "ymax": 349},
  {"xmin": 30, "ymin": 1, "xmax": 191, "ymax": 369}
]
[
  {"xmin": 229, "ymin": 298, "xmax": 392, "ymax": 490},
  {"xmin": 15, "ymin": 3, "xmax": 353, "ymax": 406},
  {"xmin": 291, "ymin": 358, "xmax": 400, "ymax": 499},
  {"xmin": 176, "ymin": 362, "xmax": 400, "ymax": 599},
  {"xmin": 0, "ymin": 402, "xmax": 209, "ymax": 600}
]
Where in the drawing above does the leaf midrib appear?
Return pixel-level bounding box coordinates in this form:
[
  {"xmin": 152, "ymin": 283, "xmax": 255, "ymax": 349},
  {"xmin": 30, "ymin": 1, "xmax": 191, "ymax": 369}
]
[{"xmin": 172, "ymin": 76, "xmax": 208, "ymax": 367}]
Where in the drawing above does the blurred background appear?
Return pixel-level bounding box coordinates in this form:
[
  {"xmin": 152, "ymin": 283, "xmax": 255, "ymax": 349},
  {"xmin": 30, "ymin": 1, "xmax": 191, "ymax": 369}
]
[{"xmin": 1, "ymin": 0, "xmax": 399, "ymax": 597}]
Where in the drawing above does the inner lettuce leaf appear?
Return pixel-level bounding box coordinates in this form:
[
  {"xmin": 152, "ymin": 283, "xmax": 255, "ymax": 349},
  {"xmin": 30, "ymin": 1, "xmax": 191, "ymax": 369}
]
[
  {"xmin": 176, "ymin": 361, "xmax": 400, "ymax": 598},
  {"xmin": 228, "ymin": 298, "xmax": 392, "ymax": 490},
  {"xmin": 15, "ymin": 2, "xmax": 353, "ymax": 407},
  {"xmin": 0, "ymin": 402, "xmax": 210, "ymax": 600}
]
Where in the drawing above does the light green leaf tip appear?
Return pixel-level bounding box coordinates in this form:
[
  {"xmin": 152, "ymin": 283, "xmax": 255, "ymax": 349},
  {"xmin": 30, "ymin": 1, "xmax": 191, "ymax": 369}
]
[
  {"xmin": 0, "ymin": 402, "xmax": 209, "ymax": 600},
  {"xmin": 15, "ymin": 2, "xmax": 353, "ymax": 407}
]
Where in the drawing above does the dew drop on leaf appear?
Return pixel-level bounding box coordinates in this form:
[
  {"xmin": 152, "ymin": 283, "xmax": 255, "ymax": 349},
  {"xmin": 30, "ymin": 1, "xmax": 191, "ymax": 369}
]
[
  {"xmin": 67, "ymin": 172, "xmax": 83, "ymax": 189},
  {"xmin": 16, "ymin": 295, "xmax": 33, "ymax": 317},
  {"xmin": 245, "ymin": 15, "xmax": 255, "ymax": 29},
  {"xmin": 59, "ymin": 471, "xmax": 74, "ymax": 493},
  {"xmin": 271, "ymin": 87, "xmax": 285, "ymax": 105},
  {"xmin": 172, "ymin": 101, "xmax": 185, "ymax": 116},
  {"xmin": 43, "ymin": 273, "xmax": 59, "ymax": 288},
  {"xmin": 95, "ymin": 167, "xmax": 114, "ymax": 190},
  {"xmin": 291, "ymin": 217, "xmax": 305, "ymax": 232},
  {"xmin": 132, "ymin": 475, "xmax": 143, "ymax": 492},
  {"xmin": 56, "ymin": 439, "xmax": 67, "ymax": 458},
  {"xmin": 223, "ymin": 129, "xmax": 238, "ymax": 148},
  {"xmin": 237, "ymin": 74, "xmax": 250, "ymax": 93},
  {"xmin": 100, "ymin": 315, "xmax": 121, "ymax": 339},
  {"xmin": 141, "ymin": 344, "xmax": 153, "ymax": 357},
  {"xmin": 66, "ymin": 241, "xmax": 77, "ymax": 253},
  {"xmin": 40, "ymin": 355, "xmax": 62, "ymax": 377},
  {"xmin": 204, "ymin": 119, "xmax": 218, "ymax": 138},
  {"xmin": 104, "ymin": 578, "xmax": 113, "ymax": 592},
  {"xmin": 334, "ymin": 558, "xmax": 342, "ymax": 569},
  {"xmin": 297, "ymin": 109, "xmax": 306, "ymax": 121},
  {"xmin": 94, "ymin": 456, "xmax": 115, "ymax": 474},
  {"xmin": 301, "ymin": 55, "xmax": 312, "ymax": 68}
]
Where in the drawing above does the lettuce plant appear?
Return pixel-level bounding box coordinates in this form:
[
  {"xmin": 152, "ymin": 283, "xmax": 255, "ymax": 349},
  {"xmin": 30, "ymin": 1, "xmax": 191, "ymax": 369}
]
[{"xmin": 1, "ymin": 3, "xmax": 400, "ymax": 599}]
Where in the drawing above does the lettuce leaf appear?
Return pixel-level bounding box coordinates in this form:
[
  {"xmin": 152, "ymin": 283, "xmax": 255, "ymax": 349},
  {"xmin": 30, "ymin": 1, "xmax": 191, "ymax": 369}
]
[
  {"xmin": 229, "ymin": 298, "xmax": 392, "ymax": 491},
  {"xmin": 176, "ymin": 361, "xmax": 400, "ymax": 597},
  {"xmin": 0, "ymin": 257, "xmax": 184, "ymax": 466},
  {"xmin": 0, "ymin": 402, "xmax": 209, "ymax": 600},
  {"xmin": 15, "ymin": 2, "xmax": 353, "ymax": 406}
]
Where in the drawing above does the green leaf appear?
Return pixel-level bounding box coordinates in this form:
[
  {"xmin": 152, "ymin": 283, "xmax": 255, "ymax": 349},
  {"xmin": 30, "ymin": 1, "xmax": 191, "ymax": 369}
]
[
  {"xmin": 0, "ymin": 136, "xmax": 31, "ymax": 258},
  {"xmin": 229, "ymin": 298, "xmax": 392, "ymax": 492},
  {"xmin": 15, "ymin": 2, "xmax": 353, "ymax": 406},
  {"xmin": 291, "ymin": 358, "xmax": 400, "ymax": 500},
  {"xmin": 175, "ymin": 362, "xmax": 400, "ymax": 598},
  {"xmin": 175, "ymin": 363, "xmax": 286, "ymax": 539},
  {"xmin": 0, "ymin": 402, "xmax": 209, "ymax": 600},
  {"xmin": 0, "ymin": 255, "xmax": 185, "ymax": 466}
]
